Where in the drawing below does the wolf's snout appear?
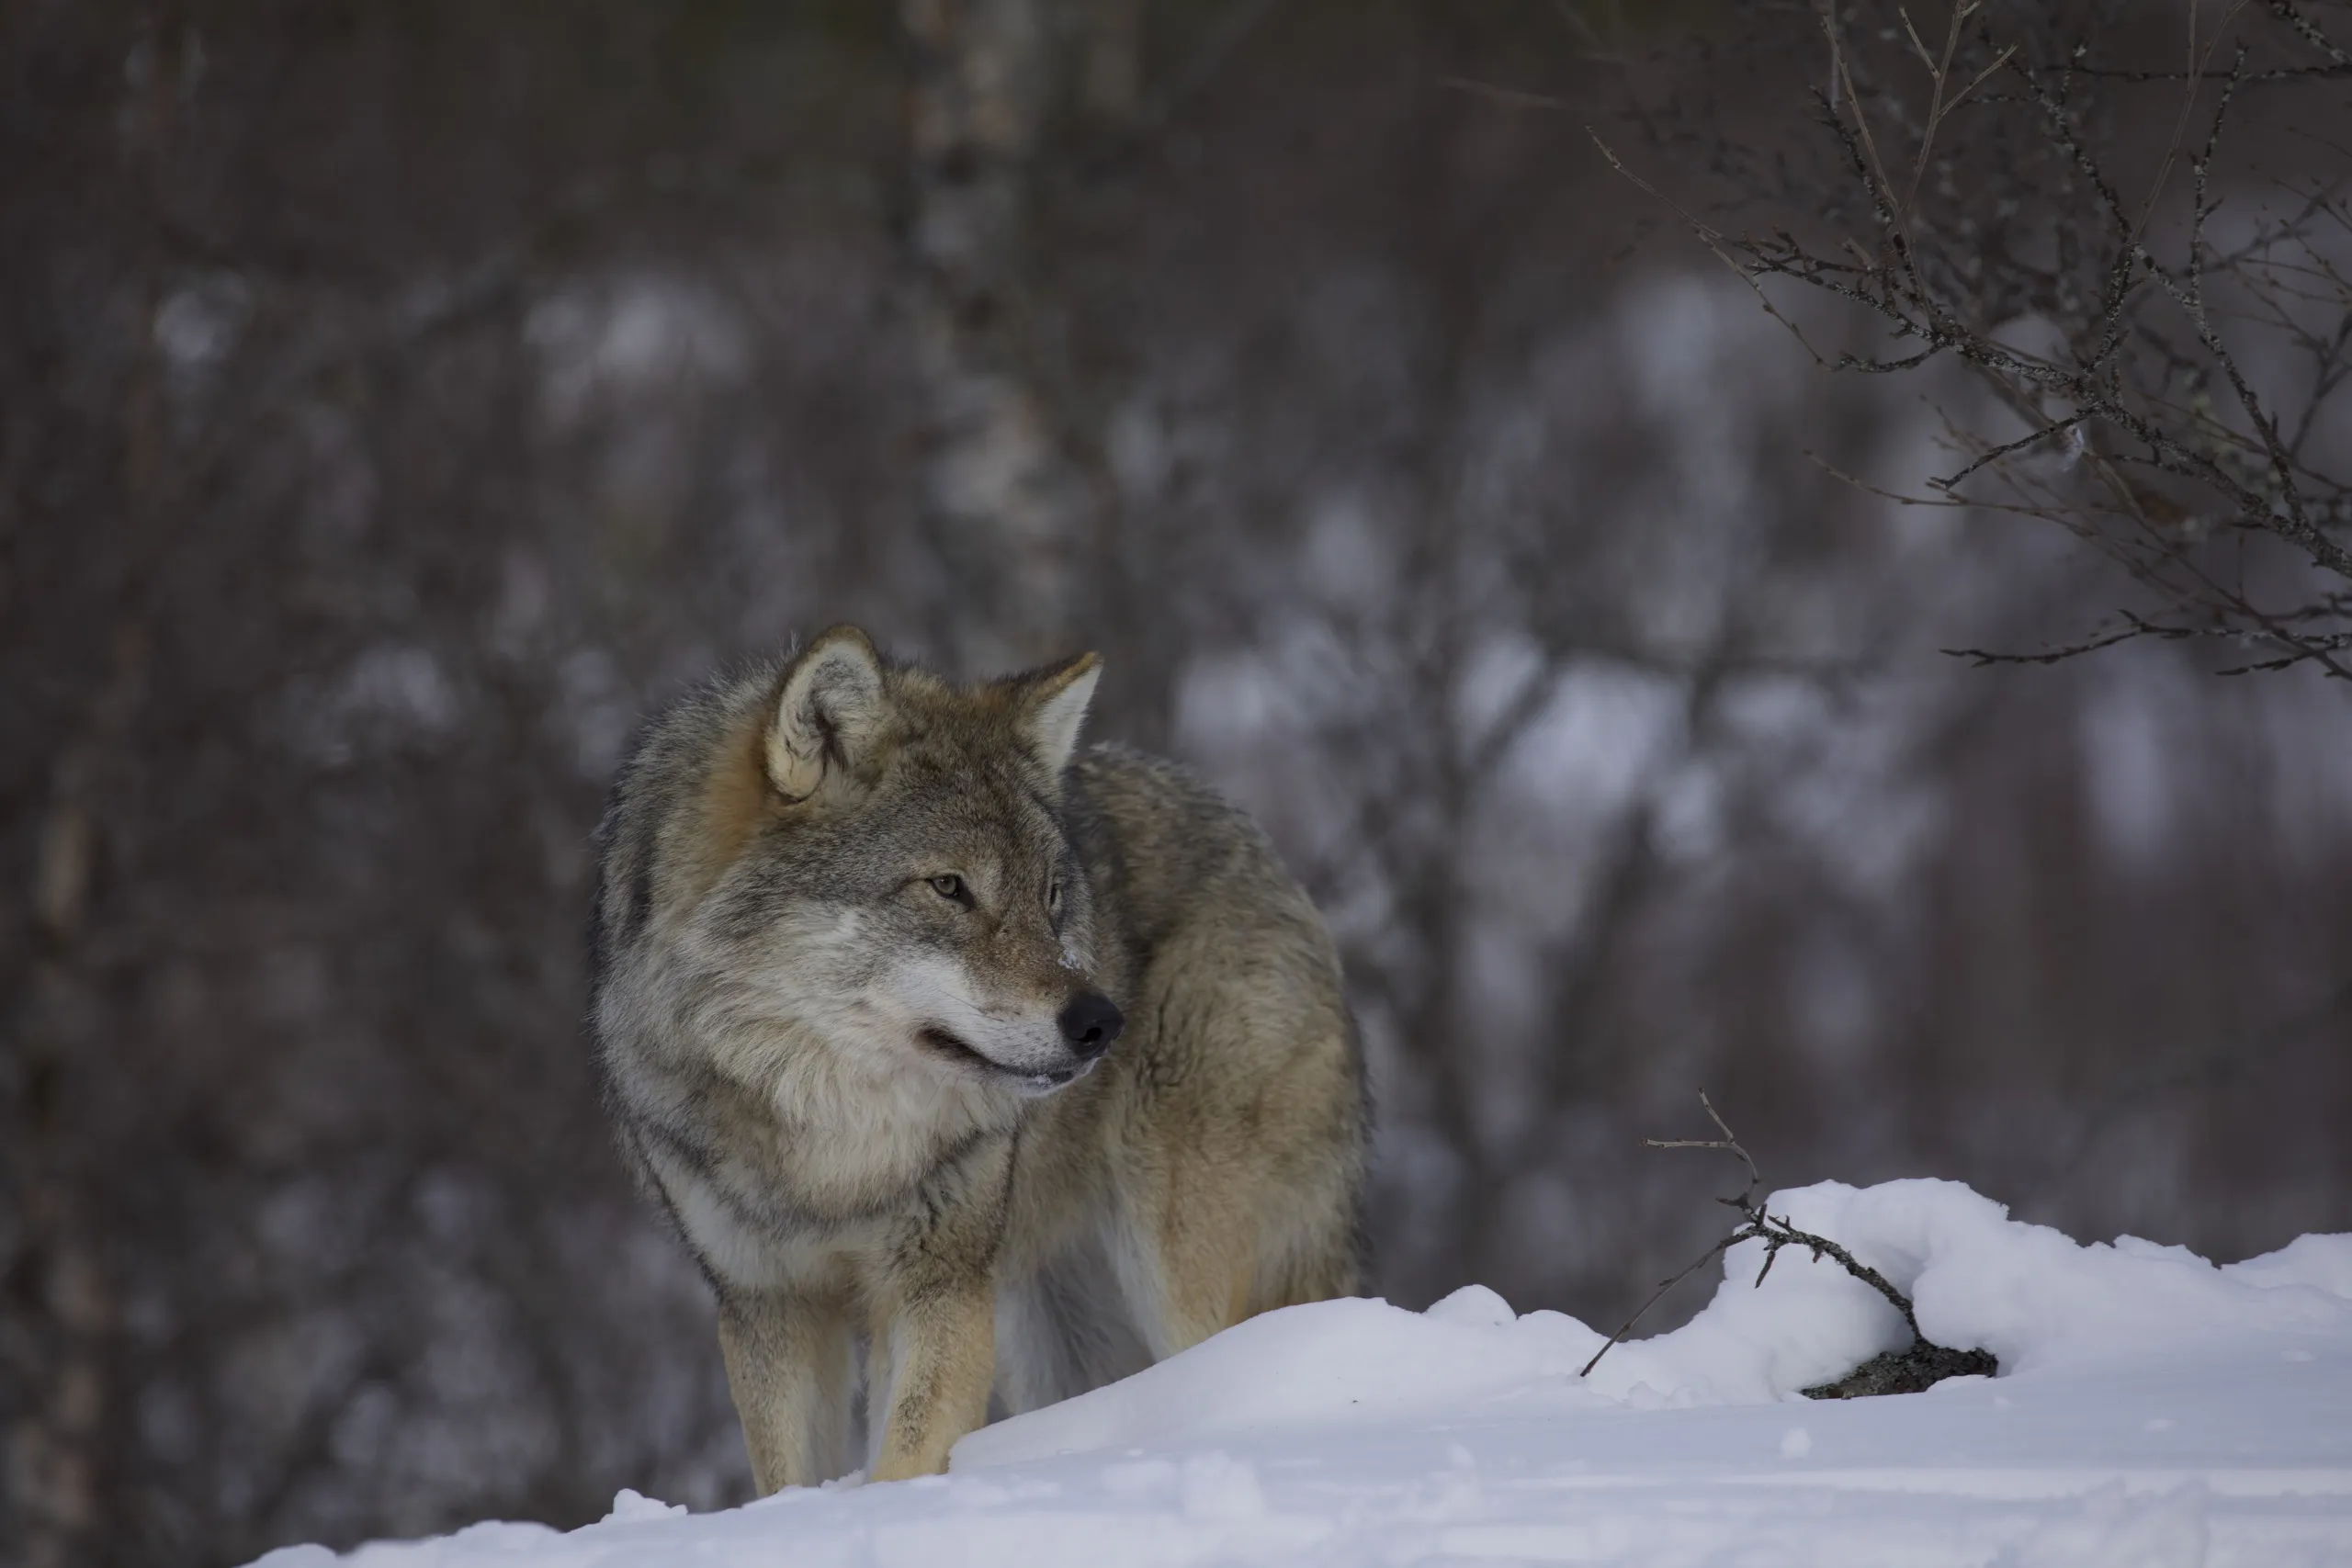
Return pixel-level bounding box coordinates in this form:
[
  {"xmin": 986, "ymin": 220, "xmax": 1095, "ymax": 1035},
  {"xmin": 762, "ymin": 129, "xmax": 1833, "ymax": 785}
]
[{"xmin": 1057, "ymin": 992, "xmax": 1124, "ymax": 1059}]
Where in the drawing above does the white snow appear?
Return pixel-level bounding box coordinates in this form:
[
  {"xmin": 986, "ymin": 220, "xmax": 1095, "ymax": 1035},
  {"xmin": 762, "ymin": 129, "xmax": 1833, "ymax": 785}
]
[{"xmin": 246, "ymin": 1179, "xmax": 2352, "ymax": 1567}]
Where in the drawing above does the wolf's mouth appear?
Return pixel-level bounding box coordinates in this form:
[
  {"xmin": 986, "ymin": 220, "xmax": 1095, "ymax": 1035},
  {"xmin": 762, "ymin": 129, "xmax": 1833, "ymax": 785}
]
[
  {"xmin": 915, "ymin": 1025, "xmax": 1080, "ymax": 1089},
  {"xmin": 915, "ymin": 1024, "xmax": 993, "ymax": 1069}
]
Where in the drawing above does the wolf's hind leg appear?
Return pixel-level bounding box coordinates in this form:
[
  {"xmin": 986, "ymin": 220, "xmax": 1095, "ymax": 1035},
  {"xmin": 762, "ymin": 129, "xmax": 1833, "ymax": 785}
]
[
  {"xmin": 716, "ymin": 1289, "xmax": 854, "ymax": 1494},
  {"xmin": 1107, "ymin": 1162, "xmax": 1265, "ymax": 1360},
  {"xmin": 1109, "ymin": 1075, "xmax": 1365, "ymax": 1359},
  {"xmin": 1114, "ymin": 1178, "xmax": 1364, "ymax": 1362}
]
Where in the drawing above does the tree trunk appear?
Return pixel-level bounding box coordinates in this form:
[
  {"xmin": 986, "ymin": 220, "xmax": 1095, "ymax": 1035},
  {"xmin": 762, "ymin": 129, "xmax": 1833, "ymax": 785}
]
[{"xmin": 899, "ymin": 0, "xmax": 1085, "ymax": 671}]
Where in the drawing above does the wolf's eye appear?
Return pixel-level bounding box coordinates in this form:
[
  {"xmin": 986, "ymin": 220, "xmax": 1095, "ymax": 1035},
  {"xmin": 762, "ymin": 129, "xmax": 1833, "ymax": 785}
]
[
  {"xmin": 1046, "ymin": 880, "xmax": 1062, "ymax": 918},
  {"xmin": 929, "ymin": 874, "xmax": 967, "ymax": 903}
]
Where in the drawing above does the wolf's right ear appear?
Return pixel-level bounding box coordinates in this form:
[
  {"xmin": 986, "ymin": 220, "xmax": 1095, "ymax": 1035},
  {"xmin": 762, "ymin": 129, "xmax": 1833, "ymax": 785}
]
[
  {"xmin": 1018, "ymin": 651, "xmax": 1101, "ymax": 776},
  {"xmin": 765, "ymin": 626, "xmax": 888, "ymax": 802}
]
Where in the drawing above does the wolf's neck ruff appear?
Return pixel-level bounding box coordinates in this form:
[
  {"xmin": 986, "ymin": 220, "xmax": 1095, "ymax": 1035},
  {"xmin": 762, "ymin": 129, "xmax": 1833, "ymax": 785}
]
[{"xmin": 590, "ymin": 626, "xmax": 1367, "ymax": 1490}]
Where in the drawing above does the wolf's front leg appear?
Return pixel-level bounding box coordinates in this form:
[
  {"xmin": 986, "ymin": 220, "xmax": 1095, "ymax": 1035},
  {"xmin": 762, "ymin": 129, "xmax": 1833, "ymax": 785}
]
[
  {"xmin": 865, "ymin": 1279, "xmax": 996, "ymax": 1482},
  {"xmin": 715, "ymin": 1288, "xmax": 854, "ymax": 1494},
  {"xmin": 862, "ymin": 1134, "xmax": 1013, "ymax": 1481}
]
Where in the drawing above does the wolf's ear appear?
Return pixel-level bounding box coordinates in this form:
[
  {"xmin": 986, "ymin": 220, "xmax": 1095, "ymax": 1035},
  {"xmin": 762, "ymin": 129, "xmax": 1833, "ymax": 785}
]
[
  {"xmin": 1019, "ymin": 651, "xmax": 1101, "ymax": 776},
  {"xmin": 766, "ymin": 626, "xmax": 888, "ymax": 802}
]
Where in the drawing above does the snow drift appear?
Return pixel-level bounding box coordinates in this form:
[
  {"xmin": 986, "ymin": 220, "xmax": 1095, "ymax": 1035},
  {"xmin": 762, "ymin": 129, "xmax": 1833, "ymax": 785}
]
[{"xmin": 249, "ymin": 1179, "xmax": 2352, "ymax": 1567}]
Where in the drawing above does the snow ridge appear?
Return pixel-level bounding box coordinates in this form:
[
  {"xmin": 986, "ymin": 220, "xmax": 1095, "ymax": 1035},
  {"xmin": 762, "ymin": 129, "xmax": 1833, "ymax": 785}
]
[{"xmin": 250, "ymin": 1179, "xmax": 2352, "ymax": 1567}]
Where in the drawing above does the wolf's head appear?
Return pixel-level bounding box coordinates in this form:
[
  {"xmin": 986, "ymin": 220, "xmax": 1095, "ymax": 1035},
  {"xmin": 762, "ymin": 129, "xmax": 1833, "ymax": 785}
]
[{"xmin": 696, "ymin": 626, "xmax": 1124, "ymax": 1098}]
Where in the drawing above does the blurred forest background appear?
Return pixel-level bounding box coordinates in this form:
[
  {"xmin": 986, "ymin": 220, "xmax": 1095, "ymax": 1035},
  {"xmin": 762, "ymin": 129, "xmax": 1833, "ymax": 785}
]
[{"xmin": 6, "ymin": 1, "xmax": 2350, "ymax": 1563}]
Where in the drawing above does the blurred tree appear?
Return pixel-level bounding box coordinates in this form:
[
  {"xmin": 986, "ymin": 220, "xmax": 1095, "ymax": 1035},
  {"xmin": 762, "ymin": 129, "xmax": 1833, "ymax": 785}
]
[{"xmin": 901, "ymin": 0, "xmax": 1085, "ymax": 669}]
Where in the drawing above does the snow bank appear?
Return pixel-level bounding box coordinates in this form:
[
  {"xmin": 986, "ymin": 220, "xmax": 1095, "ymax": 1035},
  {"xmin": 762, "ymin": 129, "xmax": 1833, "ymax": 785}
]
[
  {"xmin": 1785, "ymin": 1180, "xmax": 2352, "ymax": 1375},
  {"xmin": 965, "ymin": 1178, "xmax": 2352, "ymax": 1464},
  {"xmin": 247, "ymin": 1179, "xmax": 2352, "ymax": 1567}
]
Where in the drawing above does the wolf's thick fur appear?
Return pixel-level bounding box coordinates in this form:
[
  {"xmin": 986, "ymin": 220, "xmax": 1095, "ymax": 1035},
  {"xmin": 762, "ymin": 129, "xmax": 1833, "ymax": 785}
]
[{"xmin": 589, "ymin": 627, "xmax": 1366, "ymax": 1490}]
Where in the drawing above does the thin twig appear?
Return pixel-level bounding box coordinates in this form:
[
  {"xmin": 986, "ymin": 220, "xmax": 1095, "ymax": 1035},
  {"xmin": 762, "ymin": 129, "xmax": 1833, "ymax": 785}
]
[
  {"xmin": 1638, "ymin": 1088, "xmax": 1759, "ymax": 1194},
  {"xmin": 1577, "ymin": 1237, "xmax": 1736, "ymax": 1379}
]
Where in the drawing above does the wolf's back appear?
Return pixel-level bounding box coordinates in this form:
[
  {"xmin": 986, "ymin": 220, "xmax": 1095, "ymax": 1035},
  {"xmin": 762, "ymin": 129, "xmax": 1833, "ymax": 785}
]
[{"xmin": 1064, "ymin": 742, "xmax": 1339, "ymax": 979}]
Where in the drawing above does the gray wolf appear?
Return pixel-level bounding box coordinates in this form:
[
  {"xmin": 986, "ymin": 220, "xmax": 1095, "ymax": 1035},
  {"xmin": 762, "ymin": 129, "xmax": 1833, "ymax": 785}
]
[{"xmin": 589, "ymin": 626, "xmax": 1366, "ymax": 1489}]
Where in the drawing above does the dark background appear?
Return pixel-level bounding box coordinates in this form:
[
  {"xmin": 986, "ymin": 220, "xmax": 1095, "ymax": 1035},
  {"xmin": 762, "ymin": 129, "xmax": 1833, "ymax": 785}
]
[{"xmin": 5, "ymin": 2, "xmax": 2348, "ymax": 1563}]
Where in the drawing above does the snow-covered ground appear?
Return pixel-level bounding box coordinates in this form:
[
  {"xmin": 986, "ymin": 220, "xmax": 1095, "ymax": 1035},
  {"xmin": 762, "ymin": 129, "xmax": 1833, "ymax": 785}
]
[{"xmin": 250, "ymin": 1180, "xmax": 2352, "ymax": 1567}]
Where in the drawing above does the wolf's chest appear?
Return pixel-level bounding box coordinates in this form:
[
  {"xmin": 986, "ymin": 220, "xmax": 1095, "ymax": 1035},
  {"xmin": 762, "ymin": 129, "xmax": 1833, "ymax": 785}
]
[{"xmin": 651, "ymin": 1066, "xmax": 1012, "ymax": 1287}]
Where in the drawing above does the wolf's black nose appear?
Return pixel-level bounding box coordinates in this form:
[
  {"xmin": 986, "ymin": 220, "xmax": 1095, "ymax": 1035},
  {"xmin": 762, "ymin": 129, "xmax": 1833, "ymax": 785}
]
[{"xmin": 1057, "ymin": 992, "xmax": 1125, "ymax": 1058}]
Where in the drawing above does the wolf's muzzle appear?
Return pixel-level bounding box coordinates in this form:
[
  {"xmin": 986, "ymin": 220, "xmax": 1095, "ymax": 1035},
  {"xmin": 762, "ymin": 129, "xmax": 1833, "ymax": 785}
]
[{"xmin": 1057, "ymin": 991, "xmax": 1125, "ymax": 1060}]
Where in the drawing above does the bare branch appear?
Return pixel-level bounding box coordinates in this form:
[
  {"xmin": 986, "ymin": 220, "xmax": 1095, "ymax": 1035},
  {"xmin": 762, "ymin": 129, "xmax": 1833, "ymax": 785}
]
[
  {"xmin": 1586, "ymin": 1093, "xmax": 2007, "ymax": 1382},
  {"xmin": 1616, "ymin": 0, "xmax": 2352, "ymax": 679}
]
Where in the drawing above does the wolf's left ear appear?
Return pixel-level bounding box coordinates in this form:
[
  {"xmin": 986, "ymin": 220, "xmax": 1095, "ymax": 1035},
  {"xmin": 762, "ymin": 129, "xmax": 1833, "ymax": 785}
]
[
  {"xmin": 1020, "ymin": 651, "xmax": 1101, "ymax": 775},
  {"xmin": 766, "ymin": 626, "xmax": 888, "ymax": 802}
]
